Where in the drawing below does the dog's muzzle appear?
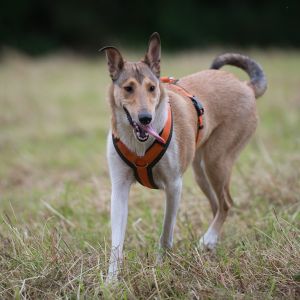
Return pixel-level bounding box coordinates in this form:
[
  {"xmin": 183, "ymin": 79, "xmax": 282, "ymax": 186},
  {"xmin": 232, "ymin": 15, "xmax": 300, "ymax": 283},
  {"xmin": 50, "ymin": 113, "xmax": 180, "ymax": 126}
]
[{"xmin": 123, "ymin": 106, "xmax": 149, "ymax": 142}]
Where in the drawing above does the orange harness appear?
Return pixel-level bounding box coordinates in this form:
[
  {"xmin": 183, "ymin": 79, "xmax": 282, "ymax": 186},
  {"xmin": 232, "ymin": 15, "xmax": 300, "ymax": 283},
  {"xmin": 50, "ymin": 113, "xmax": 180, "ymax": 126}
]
[
  {"xmin": 161, "ymin": 77, "xmax": 204, "ymax": 143},
  {"xmin": 112, "ymin": 77, "xmax": 204, "ymax": 189}
]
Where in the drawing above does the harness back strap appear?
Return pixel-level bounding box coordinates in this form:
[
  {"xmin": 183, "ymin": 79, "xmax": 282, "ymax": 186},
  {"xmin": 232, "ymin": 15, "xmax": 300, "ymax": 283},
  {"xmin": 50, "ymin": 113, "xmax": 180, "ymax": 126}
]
[
  {"xmin": 112, "ymin": 105, "xmax": 173, "ymax": 189},
  {"xmin": 160, "ymin": 76, "xmax": 204, "ymax": 143}
]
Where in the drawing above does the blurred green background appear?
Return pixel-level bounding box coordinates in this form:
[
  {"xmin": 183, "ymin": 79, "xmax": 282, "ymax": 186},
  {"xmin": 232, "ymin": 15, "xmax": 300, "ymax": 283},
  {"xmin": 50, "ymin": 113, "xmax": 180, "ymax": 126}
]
[{"xmin": 0, "ymin": 0, "xmax": 299, "ymax": 55}]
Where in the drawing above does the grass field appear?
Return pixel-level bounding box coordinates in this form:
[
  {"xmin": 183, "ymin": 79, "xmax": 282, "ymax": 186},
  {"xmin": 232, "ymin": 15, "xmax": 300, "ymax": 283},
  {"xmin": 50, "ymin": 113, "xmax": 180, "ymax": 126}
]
[{"xmin": 0, "ymin": 50, "xmax": 299, "ymax": 299}]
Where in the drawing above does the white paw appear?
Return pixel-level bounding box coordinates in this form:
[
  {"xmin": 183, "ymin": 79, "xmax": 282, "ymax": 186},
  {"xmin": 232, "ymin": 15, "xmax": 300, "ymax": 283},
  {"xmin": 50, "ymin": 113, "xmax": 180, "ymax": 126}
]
[
  {"xmin": 157, "ymin": 237, "xmax": 172, "ymax": 264},
  {"xmin": 199, "ymin": 229, "xmax": 218, "ymax": 251},
  {"xmin": 105, "ymin": 271, "xmax": 118, "ymax": 285},
  {"xmin": 106, "ymin": 258, "xmax": 120, "ymax": 285},
  {"xmin": 156, "ymin": 254, "xmax": 163, "ymax": 265},
  {"xmin": 156, "ymin": 248, "xmax": 167, "ymax": 265}
]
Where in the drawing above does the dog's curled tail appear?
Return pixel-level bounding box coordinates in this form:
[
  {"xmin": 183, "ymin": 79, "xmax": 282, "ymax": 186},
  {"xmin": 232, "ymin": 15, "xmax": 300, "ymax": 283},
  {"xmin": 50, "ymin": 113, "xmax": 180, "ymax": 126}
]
[{"xmin": 210, "ymin": 53, "xmax": 267, "ymax": 98}]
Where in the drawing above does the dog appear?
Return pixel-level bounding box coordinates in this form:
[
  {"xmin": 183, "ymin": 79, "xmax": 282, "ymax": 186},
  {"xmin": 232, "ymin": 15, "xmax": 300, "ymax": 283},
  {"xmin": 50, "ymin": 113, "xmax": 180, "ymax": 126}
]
[{"xmin": 101, "ymin": 32, "xmax": 267, "ymax": 281}]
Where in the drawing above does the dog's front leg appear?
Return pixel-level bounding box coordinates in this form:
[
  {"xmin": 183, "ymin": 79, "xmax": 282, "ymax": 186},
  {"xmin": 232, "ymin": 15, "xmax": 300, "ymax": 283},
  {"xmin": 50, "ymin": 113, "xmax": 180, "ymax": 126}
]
[
  {"xmin": 158, "ymin": 177, "xmax": 182, "ymax": 260},
  {"xmin": 106, "ymin": 179, "xmax": 131, "ymax": 283}
]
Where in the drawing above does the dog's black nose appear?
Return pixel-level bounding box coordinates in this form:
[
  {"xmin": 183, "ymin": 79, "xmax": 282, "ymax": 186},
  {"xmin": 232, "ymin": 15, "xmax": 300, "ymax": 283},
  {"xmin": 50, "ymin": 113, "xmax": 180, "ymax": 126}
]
[{"xmin": 138, "ymin": 112, "xmax": 152, "ymax": 125}]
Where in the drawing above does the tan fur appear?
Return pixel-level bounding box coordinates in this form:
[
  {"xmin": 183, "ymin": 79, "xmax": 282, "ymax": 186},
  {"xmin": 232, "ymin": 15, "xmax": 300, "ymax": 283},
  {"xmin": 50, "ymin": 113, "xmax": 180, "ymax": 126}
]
[
  {"xmin": 173, "ymin": 69, "xmax": 257, "ymax": 150},
  {"xmin": 108, "ymin": 85, "xmax": 118, "ymax": 137},
  {"xmin": 165, "ymin": 69, "xmax": 258, "ymax": 216},
  {"xmin": 167, "ymin": 89, "xmax": 197, "ymax": 172},
  {"xmin": 151, "ymin": 69, "xmax": 257, "ymax": 175}
]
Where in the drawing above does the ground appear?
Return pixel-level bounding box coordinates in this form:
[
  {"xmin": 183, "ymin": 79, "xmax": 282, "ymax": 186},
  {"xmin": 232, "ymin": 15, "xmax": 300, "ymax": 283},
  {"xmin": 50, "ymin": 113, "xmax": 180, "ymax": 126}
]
[{"xmin": 0, "ymin": 50, "xmax": 299, "ymax": 299}]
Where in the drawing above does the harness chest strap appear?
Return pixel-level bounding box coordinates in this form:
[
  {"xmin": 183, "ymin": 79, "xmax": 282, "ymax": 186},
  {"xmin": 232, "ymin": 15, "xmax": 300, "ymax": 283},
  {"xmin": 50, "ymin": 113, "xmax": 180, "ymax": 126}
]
[{"xmin": 112, "ymin": 105, "xmax": 173, "ymax": 189}]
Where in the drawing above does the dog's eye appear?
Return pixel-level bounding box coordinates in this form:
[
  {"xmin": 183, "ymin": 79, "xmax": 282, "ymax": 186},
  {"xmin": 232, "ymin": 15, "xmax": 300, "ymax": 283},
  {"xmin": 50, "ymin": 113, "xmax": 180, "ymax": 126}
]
[
  {"xmin": 149, "ymin": 85, "xmax": 155, "ymax": 92},
  {"xmin": 124, "ymin": 86, "xmax": 133, "ymax": 93}
]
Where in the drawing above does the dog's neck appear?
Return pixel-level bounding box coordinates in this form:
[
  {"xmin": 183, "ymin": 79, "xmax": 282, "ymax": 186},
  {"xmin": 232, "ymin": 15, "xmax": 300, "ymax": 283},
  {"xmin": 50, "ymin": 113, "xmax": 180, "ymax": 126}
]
[{"xmin": 113, "ymin": 95, "xmax": 169, "ymax": 157}]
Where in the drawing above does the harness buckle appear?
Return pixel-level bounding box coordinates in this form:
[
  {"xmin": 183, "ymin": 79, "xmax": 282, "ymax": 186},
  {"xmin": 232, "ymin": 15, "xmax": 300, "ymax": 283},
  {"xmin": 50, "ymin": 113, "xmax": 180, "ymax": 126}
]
[
  {"xmin": 169, "ymin": 77, "xmax": 179, "ymax": 84},
  {"xmin": 191, "ymin": 96, "xmax": 204, "ymax": 116}
]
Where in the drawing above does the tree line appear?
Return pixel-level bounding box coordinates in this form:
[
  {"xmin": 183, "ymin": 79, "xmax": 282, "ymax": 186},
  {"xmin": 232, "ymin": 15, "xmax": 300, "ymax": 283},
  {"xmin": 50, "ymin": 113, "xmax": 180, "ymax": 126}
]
[{"xmin": 0, "ymin": 0, "xmax": 298, "ymax": 55}]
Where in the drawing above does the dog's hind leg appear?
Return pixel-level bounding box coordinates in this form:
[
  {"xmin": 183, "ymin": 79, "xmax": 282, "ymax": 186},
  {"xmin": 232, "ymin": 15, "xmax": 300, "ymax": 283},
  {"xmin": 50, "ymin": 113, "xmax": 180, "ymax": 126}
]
[
  {"xmin": 199, "ymin": 153, "xmax": 234, "ymax": 250},
  {"xmin": 192, "ymin": 150, "xmax": 218, "ymax": 217},
  {"xmin": 199, "ymin": 120, "xmax": 256, "ymax": 250}
]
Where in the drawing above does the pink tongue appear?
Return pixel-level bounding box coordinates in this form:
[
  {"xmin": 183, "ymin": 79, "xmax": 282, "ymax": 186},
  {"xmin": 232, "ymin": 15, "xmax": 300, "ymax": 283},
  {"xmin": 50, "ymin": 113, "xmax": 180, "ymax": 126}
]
[{"xmin": 142, "ymin": 125, "xmax": 166, "ymax": 144}]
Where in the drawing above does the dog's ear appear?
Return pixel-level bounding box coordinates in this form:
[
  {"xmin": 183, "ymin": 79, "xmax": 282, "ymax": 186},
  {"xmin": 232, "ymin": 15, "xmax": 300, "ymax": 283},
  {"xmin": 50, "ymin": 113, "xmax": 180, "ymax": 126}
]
[
  {"xmin": 143, "ymin": 32, "xmax": 161, "ymax": 77},
  {"xmin": 100, "ymin": 46, "xmax": 124, "ymax": 81}
]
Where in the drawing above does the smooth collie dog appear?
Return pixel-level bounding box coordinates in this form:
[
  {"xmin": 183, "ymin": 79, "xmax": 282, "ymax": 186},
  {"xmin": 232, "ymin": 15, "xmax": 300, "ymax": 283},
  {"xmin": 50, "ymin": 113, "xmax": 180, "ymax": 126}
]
[{"xmin": 101, "ymin": 32, "xmax": 267, "ymax": 281}]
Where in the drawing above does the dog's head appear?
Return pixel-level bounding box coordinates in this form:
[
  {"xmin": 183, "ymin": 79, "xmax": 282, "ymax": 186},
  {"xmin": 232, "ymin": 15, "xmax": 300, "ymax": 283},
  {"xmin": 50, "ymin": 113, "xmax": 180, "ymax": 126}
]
[{"xmin": 101, "ymin": 33, "xmax": 166, "ymax": 143}]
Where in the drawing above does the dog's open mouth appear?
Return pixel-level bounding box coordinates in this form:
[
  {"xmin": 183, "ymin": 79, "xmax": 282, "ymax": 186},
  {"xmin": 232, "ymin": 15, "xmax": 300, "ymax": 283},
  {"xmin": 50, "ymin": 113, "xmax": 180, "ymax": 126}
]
[
  {"xmin": 123, "ymin": 106, "xmax": 166, "ymax": 144},
  {"xmin": 132, "ymin": 121, "xmax": 166, "ymax": 144},
  {"xmin": 133, "ymin": 121, "xmax": 149, "ymax": 142}
]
